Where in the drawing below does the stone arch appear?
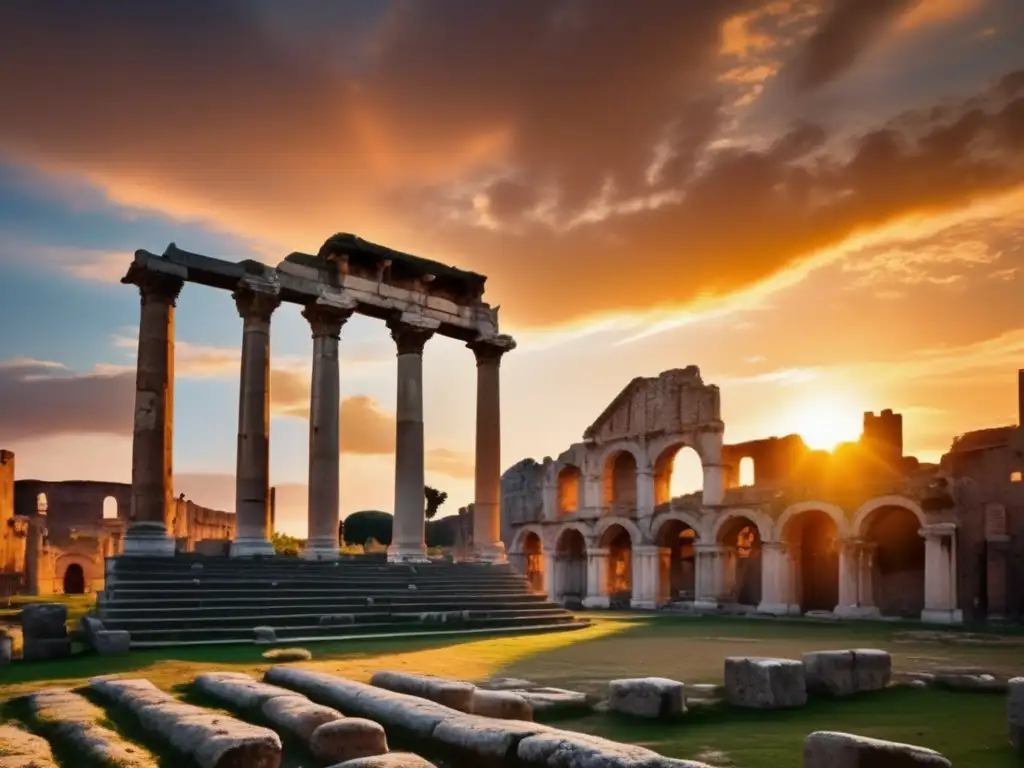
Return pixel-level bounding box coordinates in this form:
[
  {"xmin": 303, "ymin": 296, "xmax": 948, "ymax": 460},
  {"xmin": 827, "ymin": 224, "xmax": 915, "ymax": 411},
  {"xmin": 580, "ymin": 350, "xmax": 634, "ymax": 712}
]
[
  {"xmin": 55, "ymin": 554, "xmax": 93, "ymax": 594},
  {"xmin": 509, "ymin": 524, "xmax": 549, "ymax": 554},
  {"xmin": 599, "ymin": 522, "xmax": 634, "ymax": 605},
  {"xmin": 596, "ymin": 440, "xmax": 646, "ymax": 472},
  {"xmin": 521, "ymin": 530, "xmax": 545, "ymax": 593},
  {"xmin": 651, "ymin": 440, "xmax": 704, "ymax": 506},
  {"xmin": 651, "ymin": 510, "xmax": 704, "ymax": 542},
  {"xmin": 553, "ymin": 525, "xmax": 588, "ymax": 606},
  {"xmin": 653, "ymin": 512, "xmax": 700, "ymax": 604},
  {"xmin": 556, "ymin": 464, "xmax": 583, "ymax": 515},
  {"xmin": 714, "ymin": 512, "xmax": 764, "ymax": 606},
  {"xmin": 102, "ymin": 495, "xmax": 118, "ymax": 520},
  {"xmin": 594, "ymin": 515, "xmax": 644, "ymax": 546},
  {"xmin": 601, "ymin": 449, "xmax": 639, "ymax": 511},
  {"xmin": 777, "ymin": 501, "xmax": 850, "ymax": 539},
  {"xmin": 852, "ymin": 495, "xmax": 926, "ymax": 538},
  {"xmin": 711, "ymin": 508, "xmax": 774, "ymax": 544},
  {"xmin": 63, "ymin": 563, "xmax": 85, "ymax": 594},
  {"xmin": 779, "ymin": 502, "xmax": 847, "ymax": 613}
]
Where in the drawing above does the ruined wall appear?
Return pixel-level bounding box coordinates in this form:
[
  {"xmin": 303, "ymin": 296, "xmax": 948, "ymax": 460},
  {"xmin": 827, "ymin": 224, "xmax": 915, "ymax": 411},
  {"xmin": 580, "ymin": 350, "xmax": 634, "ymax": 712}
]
[
  {"xmin": 500, "ymin": 459, "xmax": 544, "ymax": 548},
  {"xmin": 722, "ymin": 435, "xmax": 809, "ymax": 488},
  {"xmin": 0, "ymin": 450, "xmax": 21, "ymax": 574},
  {"xmin": 171, "ymin": 497, "xmax": 236, "ymax": 551},
  {"xmin": 862, "ymin": 409, "xmax": 904, "ymax": 472},
  {"xmin": 14, "ymin": 480, "xmax": 131, "ymax": 544}
]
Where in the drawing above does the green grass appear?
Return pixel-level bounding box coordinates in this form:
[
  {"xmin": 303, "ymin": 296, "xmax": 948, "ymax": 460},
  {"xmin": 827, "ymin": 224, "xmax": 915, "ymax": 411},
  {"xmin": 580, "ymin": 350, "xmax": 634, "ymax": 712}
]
[{"xmin": 2, "ymin": 613, "xmax": 1022, "ymax": 766}]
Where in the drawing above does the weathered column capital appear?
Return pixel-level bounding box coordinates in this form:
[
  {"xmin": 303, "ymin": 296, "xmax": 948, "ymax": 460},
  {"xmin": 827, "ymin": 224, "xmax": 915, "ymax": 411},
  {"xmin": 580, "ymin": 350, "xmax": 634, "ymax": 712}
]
[
  {"xmin": 468, "ymin": 334, "xmax": 516, "ymax": 366},
  {"xmin": 233, "ymin": 278, "xmax": 281, "ymax": 322},
  {"xmin": 388, "ymin": 318, "xmax": 436, "ymax": 356},
  {"xmin": 302, "ymin": 305, "xmax": 352, "ymax": 339},
  {"xmin": 123, "ymin": 267, "xmax": 185, "ymax": 307}
]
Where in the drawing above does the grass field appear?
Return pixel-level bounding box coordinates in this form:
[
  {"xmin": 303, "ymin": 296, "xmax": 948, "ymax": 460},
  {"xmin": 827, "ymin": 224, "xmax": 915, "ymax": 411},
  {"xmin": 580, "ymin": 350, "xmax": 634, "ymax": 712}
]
[{"xmin": 2, "ymin": 612, "xmax": 1022, "ymax": 765}]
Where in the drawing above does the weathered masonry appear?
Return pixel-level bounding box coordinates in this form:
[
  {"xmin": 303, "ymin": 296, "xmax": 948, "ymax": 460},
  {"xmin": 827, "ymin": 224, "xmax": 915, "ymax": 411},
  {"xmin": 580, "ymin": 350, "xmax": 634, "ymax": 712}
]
[{"xmin": 122, "ymin": 233, "xmax": 515, "ymax": 563}]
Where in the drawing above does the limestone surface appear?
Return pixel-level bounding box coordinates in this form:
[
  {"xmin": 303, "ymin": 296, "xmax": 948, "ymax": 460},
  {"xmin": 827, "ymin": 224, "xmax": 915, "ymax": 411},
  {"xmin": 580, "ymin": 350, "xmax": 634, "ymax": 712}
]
[
  {"xmin": 803, "ymin": 651, "xmax": 856, "ymax": 696},
  {"xmin": 93, "ymin": 630, "xmax": 131, "ymax": 655},
  {"xmin": 608, "ymin": 677, "xmax": 685, "ymax": 719},
  {"xmin": 20, "ymin": 605, "xmax": 67, "ymax": 640},
  {"xmin": 470, "ymin": 689, "xmax": 533, "ymax": 721},
  {"xmin": 432, "ymin": 715, "xmax": 551, "ymax": 759},
  {"xmin": 309, "ymin": 718, "xmax": 388, "ymax": 764},
  {"xmin": 21, "ymin": 638, "xmax": 71, "ymax": 663},
  {"xmin": 803, "ymin": 731, "xmax": 951, "ymax": 767},
  {"xmin": 261, "ymin": 647, "xmax": 311, "ymax": 662},
  {"xmin": 328, "ymin": 753, "xmax": 436, "ymax": 768},
  {"xmin": 0, "ymin": 722, "xmax": 59, "ymax": 768},
  {"xmin": 370, "ymin": 671, "xmax": 476, "ymax": 712},
  {"xmin": 28, "ymin": 687, "xmax": 157, "ymax": 767},
  {"xmin": 724, "ymin": 657, "xmax": 807, "ymax": 709},
  {"xmin": 517, "ymin": 730, "xmax": 714, "ymax": 767},
  {"xmin": 261, "ymin": 695, "xmax": 344, "ymax": 742},
  {"xmin": 851, "ymin": 649, "xmax": 892, "ymax": 692},
  {"xmin": 194, "ymin": 671, "xmax": 303, "ymax": 709},
  {"xmin": 1009, "ymin": 677, "xmax": 1024, "ymax": 753},
  {"xmin": 88, "ymin": 677, "xmax": 281, "ymax": 768}
]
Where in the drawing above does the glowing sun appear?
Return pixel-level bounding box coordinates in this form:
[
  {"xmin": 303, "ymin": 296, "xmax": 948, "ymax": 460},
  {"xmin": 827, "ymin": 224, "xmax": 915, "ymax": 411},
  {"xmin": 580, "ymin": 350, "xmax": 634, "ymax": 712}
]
[{"xmin": 788, "ymin": 395, "xmax": 864, "ymax": 451}]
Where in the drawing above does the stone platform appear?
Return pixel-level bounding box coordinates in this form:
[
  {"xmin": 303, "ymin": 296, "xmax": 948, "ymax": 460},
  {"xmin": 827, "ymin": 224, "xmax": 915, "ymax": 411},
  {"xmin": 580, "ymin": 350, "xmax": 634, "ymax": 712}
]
[{"xmin": 98, "ymin": 555, "xmax": 585, "ymax": 647}]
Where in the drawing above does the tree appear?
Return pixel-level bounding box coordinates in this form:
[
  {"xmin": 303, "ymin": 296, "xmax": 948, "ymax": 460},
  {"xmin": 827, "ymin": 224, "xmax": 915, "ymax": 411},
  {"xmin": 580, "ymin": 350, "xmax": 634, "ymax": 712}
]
[
  {"xmin": 424, "ymin": 486, "xmax": 448, "ymax": 520},
  {"xmin": 271, "ymin": 531, "xmax": 303, "ymax": 557},
  {"xmin": 342, "ymin": 511, "xmax": 393, "ymax": 546}
]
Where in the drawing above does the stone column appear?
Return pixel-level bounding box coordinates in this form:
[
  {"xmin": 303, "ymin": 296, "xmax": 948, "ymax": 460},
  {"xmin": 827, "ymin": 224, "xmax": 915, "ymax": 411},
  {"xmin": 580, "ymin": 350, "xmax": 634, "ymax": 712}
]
[
  {"xmin": 857, "ymin": 542, "xmax": 881, "ymax": 617},
  {"xmin": 630, "ymin": 545, "xmax": 662, "ymax": 610},
  {"xmin": 24, "ymin": 509, "xmax": 46, "ymax": 596},
  {"xmin": 582, "ymin": 546, "xmax": 610, "ymax": 608},
  {"xmin": 123, "ymin": 265, "xmax": 185, "ymax": 556},
  {"xmin": 787, "ymin": 543, "xmax": 803, "ymax": 614},
  {"xmin": 542, "ymin": 553, "xmax": 557, "ymax": 601},
  {"xmin": 468, "ymin": 335, "xmax": 516, "ymax": 564},
  {"xmin": 693, "ymin": 542, "xmax": 719, "ymax": 609},
  {"xmin": 387, "ymin": 318, "xmax": 437, "ymax": 563},
  {"xmin": 921, "ymin": 522, "xmax": 963, "ymax": 624},
  {"xmin": 719, "ymin": 545, "xmax": 738, "ymax": 602},
  {"xmin": 302, "ymin": 299, "xmax": 353, "ymax": 561},
  {"xmin": 701, "ymin": 464, "xmax": 725, "ymax": 506},
  {"xmin": 635, "ymin": 466, "xmax": 655, "ymax": 518},
  {"xmin": 757, "ymin": 541, "xmax": 790, "ymax": 615},
  {"xmin": 230, "ymin": 278, "xmax": 281, "ymax": 558},
  {"xmin": 834, "ymin": 538, "xmax": 860, "ymax": 617}
]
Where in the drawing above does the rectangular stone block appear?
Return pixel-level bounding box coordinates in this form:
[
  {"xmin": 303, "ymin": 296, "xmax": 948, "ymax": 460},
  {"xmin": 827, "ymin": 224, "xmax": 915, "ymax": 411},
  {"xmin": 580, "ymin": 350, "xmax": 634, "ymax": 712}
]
[
  {"xmin": 803, "ymin": 731, "xmax": 950, "ymax": 767},
  {"xmin": 342, "ymin": 274, "xmax": 383, "ymax": 294},
  {"xmin": 1010, "ymin": 677, "xmax": 1024, "ymax": 753},
  {"xmin": 23, "ymin": 637, "xmax": 72, "ymax": 662},
  {"xmin": 607, "ymin": 677, "xmax": 685, "ymax": 719},
  {"xmin": 724, "ymin": 657, "xmax": 807, "ymax": 709},
  {"xmin": 852, "ymin": 649, "xmax": 892, "ymax": 692},
  {"xmin": 803, "ymin": 651, "xmax": 856, "ymax": 697},
  {"xmin": 426, "ymin": 295, "xmax": 460, "ymax": 314}
]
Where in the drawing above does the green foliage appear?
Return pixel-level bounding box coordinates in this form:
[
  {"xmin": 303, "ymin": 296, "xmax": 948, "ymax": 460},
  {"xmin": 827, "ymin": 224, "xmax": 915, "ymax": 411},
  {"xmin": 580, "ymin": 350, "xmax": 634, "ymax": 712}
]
[
  {"xmin": 270, "ymin": 531, "xmax": 303, "ymax": 557},
  {"xmin": 424, "ymin": 486, "xmax": 448, "ymax": 520},
  {"xmin": 342, "ymin": 511, "xmax": 393, "ymax": 546}
]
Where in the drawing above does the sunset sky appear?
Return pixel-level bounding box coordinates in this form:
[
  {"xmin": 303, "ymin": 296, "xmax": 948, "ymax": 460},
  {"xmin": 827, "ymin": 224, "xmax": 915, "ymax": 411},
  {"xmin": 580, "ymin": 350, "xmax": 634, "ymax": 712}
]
[{"xmin": 1, "ymin": 1, "xmax": 1023, "ymax": 536}]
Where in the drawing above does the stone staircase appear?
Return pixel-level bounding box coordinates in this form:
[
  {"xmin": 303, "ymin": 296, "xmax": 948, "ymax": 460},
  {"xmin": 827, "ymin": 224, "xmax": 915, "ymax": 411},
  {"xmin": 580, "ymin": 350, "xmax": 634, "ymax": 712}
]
[{"xmin": 98, "ymin": 555, "xmax": 586, "ymax": 647}]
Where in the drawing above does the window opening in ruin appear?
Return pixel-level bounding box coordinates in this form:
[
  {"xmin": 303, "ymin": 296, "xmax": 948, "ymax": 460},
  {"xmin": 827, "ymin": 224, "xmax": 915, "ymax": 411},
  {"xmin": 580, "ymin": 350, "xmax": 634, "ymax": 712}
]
[
  {"xmin": 738, "ymin": 457, "xmax": 755, "ymax": 487},
  {"xmin": 524, "ymin": 532, "xmax": 545, "ymax": 592},
  {"xmin": 717, "ymin": 517, "xmax": 762, "ymax": 606},
  {"xmin": 602, "ymin": 450, "xmax": 638, "ymax": 512},
  {"xmin": 600, "ymin": 524, "xmax": 633, "ymax": 604},
  {"xmin": 36, "ymin": 492, "xmax": 47, "ymax": 513},
  {"xmin": 102, "ymin": 496, "xmax": 118, "ymax": 520},
  {"xmin": 865, "ymin": 506, "xmax": 925, "ymax": 618},
  {"xmin": 785, "ymin": 510, "xmax": 839, "ymax": 613},
  {"xmin": 555, "ymin": 528, "xmax": 587, "ymax": 602},
  {"xmin": 654, "ymin": 444, "xmax": 702, "ymax": 506},
  {"xmin": 63, "ymin": 563, "xmax": 85, "ymax": 595},
  {"xmin": 1011, "ymin": 471, "xmax": 1022, "ymax": 483},
  {"xmin": 657, "ymin": 519, "xmax": 697, "ymax": 603},
  {"xmin": 736, "ymin": 525, "xmax": 756, "ymax": 558},
  {"xmin": 557, "ymin": 465, "xmax": 582, "ymax": 514}
]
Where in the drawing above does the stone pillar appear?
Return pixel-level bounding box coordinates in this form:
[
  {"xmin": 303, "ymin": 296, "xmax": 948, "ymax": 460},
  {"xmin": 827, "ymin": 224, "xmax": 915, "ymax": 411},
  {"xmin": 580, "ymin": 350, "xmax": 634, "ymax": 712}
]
[
  {"xmin": 719, "ymin": 545, "xmax": 738, "ymax": 602},
  {"xmin": 757, "ymin": 541, "xmax": 790, "ymax": 615},
  {"xmin": 387, "ymin": 319, "xmax": 437, "ymax": 563},
  {"xmin": 701, "ymin": 464, "xmax": 725, "ymax": 506},
  {"xmin": 123, "ymin": 265, "xmax": 185, "ymax": 556},
  {"xmin": 787, "ymin": 543, "xmax": 803, "ymax": 614},
  {"xmin": 302, "ymin": 299, "xmax": 353, "ymax": 561},
  {"xmin": 468, "ymin": 335, "xmax": 516, "ymax": 564},
  {"xmin": 921, "ymin": 522, "xmax": 962, "ymax": 624},
  {"xmin": 693, "ymin": 542, "xmax": 719, "ymax": 608},
  {"xmin": 985, "ymin": 502, "xmax": 1009, "ymax": 620},
  {"xmin": 857, "ymin": 542, "xmax": 881, "ymax": 617},
  {"xmin": 635, "ymin": 467, "xmax": 655, "ymax": 518},
  {"xmin": 542, "ymin": 553, "xmax": 557, "ymax": 601},
  {"xmin": 834, "ymin": 538, "xmax": 860, "ymax": 617},
  {"xmin": 582, "ymin": 546, "xmax": 610, "ymax": 608},
  {"xmin": 230, "ymin": 279, "xmax": 281, "ymax": 558},
  {"xmin": 630, "ymin": 545, "xmax": 662, "ymax": 609},
  {"xmin": 24, "ymin": 509, "xmax": 46, "ymax": 596}
]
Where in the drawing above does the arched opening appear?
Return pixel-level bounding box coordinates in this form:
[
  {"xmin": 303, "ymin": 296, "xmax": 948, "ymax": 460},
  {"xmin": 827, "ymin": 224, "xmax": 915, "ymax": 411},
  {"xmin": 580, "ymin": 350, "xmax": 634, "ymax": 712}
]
[
  {"xmin": 102, "ymin": 496, "xmax": 118, "ymax": 520},
  {"xmin": 653, "ymin": 444, "xmax": 703, "ymax": 506},
  {"xmin": 557, "ymin": 465, "xmax": 582, "ymax": 515},
  {"xmin": 716, "ymin": 516, "xmax": 762, "ymax": 605},
  {"xmin": 864, "ymin": 506, "xmax": 925, "ymax": 618},
  {"xmin": 602, "ymin": 450, "xmax": 637, "ymax": 513},
  {"xmin": 784, "ymin": 510, "xmax": 840, "ymax": 613},
  {"xmin": 63, "ymin": 564, "xmax": 85, "ymax": 595},
  {"xmin": 523, "ymin": 531, "xmax": 545, "ymax": 592},
  {"xmin": 36, "ymin": 492, "xmax": 48, "ymax": 513},
  {"xmin": 554, "ymin": 528, "xmax": 587, "ymax": 606},
  {"xmin": 600, "ymin": 523, "xmax": 633, "ymax": 607},
  {"xmin": 656, "ymin": 519, "xmax": 697, "ymax": 604},
  {"xmin": 738, "ymin": 457, "xmax": 755, "ymax": 487}
]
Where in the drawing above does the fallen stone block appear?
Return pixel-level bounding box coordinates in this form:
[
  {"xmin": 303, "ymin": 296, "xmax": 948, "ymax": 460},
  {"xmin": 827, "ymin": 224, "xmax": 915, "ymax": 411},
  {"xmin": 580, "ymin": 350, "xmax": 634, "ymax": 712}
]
[
  {"xmin": 89, "ymin": 676, "xmax": 281, "ymax": 768},
  {"xmin": 486, "ymin": 677, "xmax": 536, "ymax": 690},
  {"xmin": 852, "ymin": 649, "xmax": 891, "ymax": 692},
  {"xmin": 253, "ymin": 626, "xmax": 277, "ymax": 644},
  {"xmin": 433, "ymin": 715, "xmax": 550, "ymax": 759},
  {"xmin": 518, "ymin": 730, "xmax": 714, "ymax": 767},
  {"xmin": 370, "ymin": 671, "xmax": 476, "ymax": 712},
  {"xmin": 0, "ymin": 722, "xmax": 59, "ymax": 768},
  {"xmin": 79, "ymin": 615, "xmax": 105, "ymax": 648},
  {"xmin": 803, "ymin": 731, "xmax": 950, "ymax": 767},
  {"xmin": 310, "ymin": 718, "xmax": 389, "ymax": 764},
  {"xmin": 94, "ymin": 630, "xmax": 131, "ymax": 655},
  {"xmin": 194, "ymin": 672, "xmax": 305, "ymax": 710},
  {"xmin": 261, "ymin": 695, "xmax": 344, "ymax": 742},
  {"xmin": 20, "ymin": 604, "xmax": 67, "ymax": 640},
  {"xmin": 262, "ymin": 647, "xmax": 311, "ymax": 662},
  {"xmin": 1009, "ymin": 677, "xmax": 1024, "ymax": 753},
  {"xmin": 608, "ymin": 677, "xmax": 685, "ymax": 719},
  {"xmin": 329, "ymin": 753, "xmax": 436, "ymax": 768},
  {"xmin": 470, "ymin": 689, "xmax": 533, "ymax": 721},
  {"xmin": 934, "ymin": 670, "xmax": 1007, "ymax": 692},
  {"xmin": 803, "ymin": 651, "xmax": 856, "ymax": 696},
  {"xmin": 724, "ymin": 657, "xmax": 807, "ymax": 709},
  {"xmin": 22, "ymin": 638, "xmax": 71, "ymax": 662},
  {"xmin": 511, "ymin": 687, "xmax": 591, "ymax": 715},
  {"xmin": 28, "ymin": 687, "xmax": 158, "ymax": 767}
]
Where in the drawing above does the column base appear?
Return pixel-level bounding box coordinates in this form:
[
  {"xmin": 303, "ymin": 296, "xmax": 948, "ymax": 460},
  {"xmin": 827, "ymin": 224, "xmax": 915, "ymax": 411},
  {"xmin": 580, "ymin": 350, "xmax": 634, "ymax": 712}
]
[
  {"xmin": 473, "ymin": 542, "xmax": 507, "ymax": 565},
  {"xmin": 302, "ymin": 538, "xmax": 339, "ymax": 561},
  {"xmin": 757, "ymin": 601, "xmax": 792, "ymax": 616},
  {"xmin": 230, "ymin": 537, "xmax": 275, "ymax": 558},
  {"xmin": 921, "ymin": 608, "xmax": 964, "ymax": 625},
  {"xmin": 387, "ymin": 543, "xmax": 430, "ymax": 564},
  {"xmin": 582, "ymin": 596, "xmax": 610, "ymax": 609},
  {"xmin": 122, "ymin": 522, "xmax": 175, "ymax": 557},
  {"xmin": 834, "ymin": 605, "xmax": 882, "ymax": 619},
  {"xmin": 630, "ymin": 599, "xmax": 659, "ymax": 610}
]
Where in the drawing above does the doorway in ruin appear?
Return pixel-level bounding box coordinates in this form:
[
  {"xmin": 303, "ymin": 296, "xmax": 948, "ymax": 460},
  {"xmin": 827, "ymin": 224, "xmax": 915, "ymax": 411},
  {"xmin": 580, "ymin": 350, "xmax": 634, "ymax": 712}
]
[
  {"xmin": 864, "ymin": 505, "xmax": 925, "ymax": 617},
  {"xmin": 554, "ymin": 528, "xmax": 587, "ymax": 606},
  {"xmin": 717, "ymin": 516, "xmax": 762, "ymax": 605},
  {"xmin": 653, "ymin": 444, "xmax": 703, "ymax": 506},
  {"xmin": 102, "ymin": 496, "xmax": 118, "ymax": 520},
  {"xmin": 656, "ymin": 519, "xmax": 697, "ymax": 603},
  {"xmin": 523, "ymin": 531, "xmax": 545, "ymax": 593},
  {"xmin": 557, "ymin": 465, "xmax": 582, "ymax": 515},
  {"xmin": 602, "ymin": 450, "xmax": 637, "ymax": 513},
  {"xmin": 63, "ymin": 564, "xmax": 85, "ymax": 595},
  {"xmin": 785, "ymin": 510, "xmax": 840, "ymax": 612},
  {"xmin": 600, "ymin": 523, "xmax": 633, "ymax": 607}
]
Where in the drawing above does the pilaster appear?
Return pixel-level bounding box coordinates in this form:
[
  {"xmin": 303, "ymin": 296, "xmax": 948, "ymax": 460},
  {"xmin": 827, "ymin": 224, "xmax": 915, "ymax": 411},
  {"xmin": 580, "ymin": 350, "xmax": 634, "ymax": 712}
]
[{"xmin": 920, "ymin": 522, "xmax": 963, "ymax": 625}]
